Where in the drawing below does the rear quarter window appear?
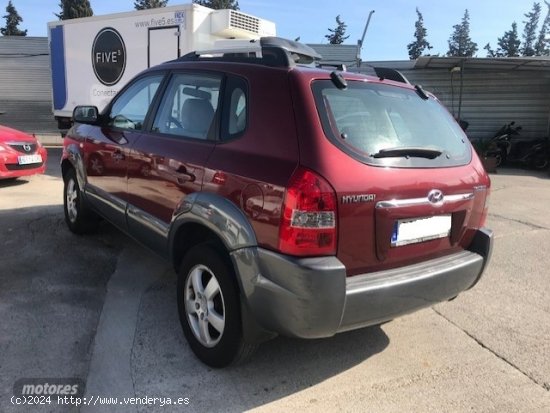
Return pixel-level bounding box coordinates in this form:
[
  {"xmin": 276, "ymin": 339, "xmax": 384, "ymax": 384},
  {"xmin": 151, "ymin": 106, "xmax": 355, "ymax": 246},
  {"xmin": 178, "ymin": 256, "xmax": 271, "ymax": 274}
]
[{"xmin": 221, "ymin": 75, "xmax": 248, "ymax": 141}]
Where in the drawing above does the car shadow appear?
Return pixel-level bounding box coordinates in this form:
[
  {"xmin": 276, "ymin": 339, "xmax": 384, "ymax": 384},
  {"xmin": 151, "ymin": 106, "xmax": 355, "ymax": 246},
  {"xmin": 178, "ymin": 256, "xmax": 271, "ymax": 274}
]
[
  {"xmin": 0, "ymin": 178, "xmax": 29, "ymax": 188},
  {"xmin": 0, "ymin": 206, "xmax": 124, "ymax": 411},
  {"xmin": 131, "ymin": 270, "xmax": 390, "ymax": 411}
]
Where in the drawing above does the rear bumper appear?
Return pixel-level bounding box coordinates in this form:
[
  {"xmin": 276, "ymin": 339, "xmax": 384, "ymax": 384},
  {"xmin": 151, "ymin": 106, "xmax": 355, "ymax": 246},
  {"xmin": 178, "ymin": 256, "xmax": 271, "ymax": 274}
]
[{"xmin": 231, "ymin": 228, "xmax": 493, "ymax": 339}]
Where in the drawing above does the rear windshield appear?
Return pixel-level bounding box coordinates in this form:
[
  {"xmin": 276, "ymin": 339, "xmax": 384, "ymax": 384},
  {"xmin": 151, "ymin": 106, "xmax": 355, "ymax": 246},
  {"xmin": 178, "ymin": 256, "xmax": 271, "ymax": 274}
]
[{"xmin": 312, "ymin": 80, "xmax": 471, "ymax": 168}]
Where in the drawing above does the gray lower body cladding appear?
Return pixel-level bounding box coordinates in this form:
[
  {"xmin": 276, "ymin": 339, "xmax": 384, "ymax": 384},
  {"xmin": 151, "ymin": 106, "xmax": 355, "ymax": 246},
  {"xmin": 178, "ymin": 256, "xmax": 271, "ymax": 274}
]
[{"xmin": 231, "ymin": 228, "xmax": 493, "ymax": 339}]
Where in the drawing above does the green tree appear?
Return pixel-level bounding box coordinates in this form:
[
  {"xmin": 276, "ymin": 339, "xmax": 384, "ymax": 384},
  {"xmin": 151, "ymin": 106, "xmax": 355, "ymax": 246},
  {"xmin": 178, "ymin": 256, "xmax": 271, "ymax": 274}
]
[
  {"xmin": 325, "ymin": 15, "xmax": 349, "ymax": 44},
  {"xmin": 56, "ymin": 0, "xmax": 93, "ymax": 20},
  {"xmin": 521, "ymin": 2, "xmax": 541, "ymax": 56},
  {"xmin": 192, "ymin": 0, "xmax": 239, "ymax": 10},
  {"xmin": 484, "ymin": 42, "xmax": 497, "ymax": 57},
  {"xmin": 1, "ymin": 1, "xmax": 27, "ymax": 36},
  {"xmin": 496, "ymin": 22, "xmax": 521, "ymax": 57},
  {"xmin": 407, "ymin": 8, "xmax": 432, "ymax": 59},
  {"xmin": 534, "ymin": 1, "xmax": 550, "ymax": 54},
  {"xmin": 447, "ymin": 9, "xmax": 478, "ymax": 57},
  {"xmin": 134, "ymin": 0, "xmax": 168, "ymax": 10}
]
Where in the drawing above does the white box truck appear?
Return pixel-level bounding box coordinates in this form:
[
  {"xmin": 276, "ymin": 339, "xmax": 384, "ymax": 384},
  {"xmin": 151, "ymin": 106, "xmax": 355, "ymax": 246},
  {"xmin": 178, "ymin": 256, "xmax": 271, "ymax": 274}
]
[{"xmin": 48, "ymin": 3, "xmax": 275, "ymax": 129}]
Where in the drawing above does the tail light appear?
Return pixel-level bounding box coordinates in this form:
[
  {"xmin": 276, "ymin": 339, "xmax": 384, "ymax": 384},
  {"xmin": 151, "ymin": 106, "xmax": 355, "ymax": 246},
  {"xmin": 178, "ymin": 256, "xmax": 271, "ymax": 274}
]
[
  {"xmin": 474, "ymin": 185, "xmax": 490, "ymax": 228},
  {"xmin": 211, "ymin": 171, "xmax": 227, "ymax": 185},
  {"xmin": 480, "ymin": 187, "xmax": 490, "ymax": 227},
  {"xmin": 278, "ymin": 167, "xmax": 337, "ymax": 256}
]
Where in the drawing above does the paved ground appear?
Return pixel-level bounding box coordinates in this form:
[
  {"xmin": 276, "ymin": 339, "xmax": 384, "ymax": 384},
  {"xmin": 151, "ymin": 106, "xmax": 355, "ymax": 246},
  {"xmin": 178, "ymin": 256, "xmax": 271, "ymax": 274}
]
[{"xmin": 1, "ymin": 148, "xmax": 549, "ymax": 412}]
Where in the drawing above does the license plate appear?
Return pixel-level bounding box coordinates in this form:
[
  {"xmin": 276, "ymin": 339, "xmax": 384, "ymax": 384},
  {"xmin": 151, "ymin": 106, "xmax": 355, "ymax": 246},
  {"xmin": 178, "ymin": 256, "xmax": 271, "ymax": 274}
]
[
  {"xmin": 391, "ymin": 215, "xmax": 451, "ymax": 247},
  {"xmin": 18, "ymin": 154, "xmax": 42, "ymax": 165}
]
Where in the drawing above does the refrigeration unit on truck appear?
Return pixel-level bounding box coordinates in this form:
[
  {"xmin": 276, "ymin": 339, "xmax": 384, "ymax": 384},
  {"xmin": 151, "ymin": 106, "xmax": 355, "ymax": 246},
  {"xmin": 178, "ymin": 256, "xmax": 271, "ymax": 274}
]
[{"xmin": 48, "ymin": 3, "xmax": 276, "ymax": 129}]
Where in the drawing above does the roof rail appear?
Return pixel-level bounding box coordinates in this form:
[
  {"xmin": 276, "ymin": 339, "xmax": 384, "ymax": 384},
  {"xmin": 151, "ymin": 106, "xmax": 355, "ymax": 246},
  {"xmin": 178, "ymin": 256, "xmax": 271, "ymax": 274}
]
[{"xmin": 175, "ymin": 37, "xmax": 322, "ymax": 68}]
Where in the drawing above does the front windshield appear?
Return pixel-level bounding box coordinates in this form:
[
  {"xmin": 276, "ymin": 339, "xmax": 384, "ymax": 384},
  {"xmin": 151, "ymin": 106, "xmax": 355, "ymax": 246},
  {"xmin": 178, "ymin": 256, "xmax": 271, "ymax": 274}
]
[{"xmin": 312, "ymin": 80, "xmax": 471, "ymax": 167}]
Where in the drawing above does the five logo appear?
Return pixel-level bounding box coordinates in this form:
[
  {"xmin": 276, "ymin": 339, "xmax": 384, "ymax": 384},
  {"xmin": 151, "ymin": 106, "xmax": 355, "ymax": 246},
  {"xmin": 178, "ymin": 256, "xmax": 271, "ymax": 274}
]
[{"xmin": 92, "ymin": 28, "xmax": 126, "ymax": 86}]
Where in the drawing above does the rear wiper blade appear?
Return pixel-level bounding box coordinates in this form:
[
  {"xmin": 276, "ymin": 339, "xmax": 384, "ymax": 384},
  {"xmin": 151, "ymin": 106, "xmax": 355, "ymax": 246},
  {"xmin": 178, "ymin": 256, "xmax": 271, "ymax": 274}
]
[{"xmin": 371, "ymin": 147, "xmax": 443, "ymax": 159}]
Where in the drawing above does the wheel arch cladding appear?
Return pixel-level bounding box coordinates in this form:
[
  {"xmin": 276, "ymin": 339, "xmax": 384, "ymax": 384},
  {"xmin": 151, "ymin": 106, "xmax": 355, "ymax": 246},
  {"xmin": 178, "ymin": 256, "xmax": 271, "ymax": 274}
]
[
  {"xmin": 62, "ymin": 143, "xmax": 87, "ymax": 187},
  {"xmin": 169, "ymin": 192, "xmax": 258, "ymax": 271}
]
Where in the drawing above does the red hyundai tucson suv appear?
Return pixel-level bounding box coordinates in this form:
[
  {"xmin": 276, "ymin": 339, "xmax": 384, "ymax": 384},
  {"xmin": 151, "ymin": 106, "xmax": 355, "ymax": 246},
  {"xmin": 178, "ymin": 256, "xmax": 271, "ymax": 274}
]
[{"xmin": 61, "ymin": 37, "xmax": 493, "ymax": 367}]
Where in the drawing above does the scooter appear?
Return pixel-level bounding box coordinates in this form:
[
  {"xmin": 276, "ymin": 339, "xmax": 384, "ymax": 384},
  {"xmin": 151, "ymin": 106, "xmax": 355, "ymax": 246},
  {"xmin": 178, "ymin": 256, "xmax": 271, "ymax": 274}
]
[
  {"xmin": 486, "ymin": 122, "xmax": 549, "ymax": 170},
  {"xmin": 493, "ymin": 121, "xmax": 522, "ymax": 141},
  {"xmin": 485, "ymin": 122, "xmax": 522, "ymax": 167}
]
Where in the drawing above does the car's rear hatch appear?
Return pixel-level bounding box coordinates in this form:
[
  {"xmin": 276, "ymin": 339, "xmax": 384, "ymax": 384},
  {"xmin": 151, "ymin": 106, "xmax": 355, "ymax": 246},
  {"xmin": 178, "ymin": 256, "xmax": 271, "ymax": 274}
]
[
  {"xmin": 333, "ymin": 163, "xmax": 489, "ymax": 275},
  {"xmin": 290, "ymin": 72, "xmax": 490, "ymax": 275}
]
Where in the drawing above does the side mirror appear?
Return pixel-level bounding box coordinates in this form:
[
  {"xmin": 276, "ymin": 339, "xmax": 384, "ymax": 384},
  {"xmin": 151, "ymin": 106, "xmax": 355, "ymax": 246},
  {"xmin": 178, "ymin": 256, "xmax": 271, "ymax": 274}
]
[{"xmin": 73, "ymin": 106, "xmax": 100, "ymax": 125}]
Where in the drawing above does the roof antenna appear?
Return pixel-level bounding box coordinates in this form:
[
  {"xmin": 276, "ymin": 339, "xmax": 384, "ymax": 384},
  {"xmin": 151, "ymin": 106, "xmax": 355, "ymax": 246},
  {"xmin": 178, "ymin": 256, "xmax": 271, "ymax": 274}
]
[
  {"xmin": 356, "ymin": 10, "xmax": 375, "ymax": 68},
  {"xmin": 415, "ymin": 85, "xmax": 429, "ymax": 100},
  {"xmin": 331, "ymin": 71, "xmax": 347, "ymax": 90}
]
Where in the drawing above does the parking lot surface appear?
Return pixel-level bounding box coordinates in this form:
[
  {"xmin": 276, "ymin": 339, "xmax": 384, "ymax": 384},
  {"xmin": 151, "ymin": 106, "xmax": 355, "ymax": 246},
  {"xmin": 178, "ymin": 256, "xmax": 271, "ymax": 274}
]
[{"xmin": 1, "ymin": 148, "xmax": 549, "ymax": 412}]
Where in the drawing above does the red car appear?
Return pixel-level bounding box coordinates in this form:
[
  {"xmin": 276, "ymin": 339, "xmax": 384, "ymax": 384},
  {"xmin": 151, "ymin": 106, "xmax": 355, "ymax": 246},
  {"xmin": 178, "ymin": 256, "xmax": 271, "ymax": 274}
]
[
  {"xmin": 62, "ymin": 37, "xmax": 493, "ymax": 368},
  {"xmin": 0, "ymin": 125, "xmax": 47, "ymax": 180}
]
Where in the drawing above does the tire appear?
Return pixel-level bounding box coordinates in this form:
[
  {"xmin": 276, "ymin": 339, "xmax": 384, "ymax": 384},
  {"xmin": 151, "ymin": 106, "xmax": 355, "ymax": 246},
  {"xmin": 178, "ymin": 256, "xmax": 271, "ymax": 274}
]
[
  {"xmin": 492, "ymin": 148, "xmax": 507, "ymax": 167},
  {"xmin": 63, "ymin": 168, "xmax": 100, "ymax": 234},
  {"xmin": 531, "ymin": 153, "xmax": 549, "ymax": 170},
  {"xmin": 177, "ymin": 242, "xmax": 256, "ymax": 368},
  {"xmin": 494, "ymin": 151, "xmax": 504, "ymax": 167}
]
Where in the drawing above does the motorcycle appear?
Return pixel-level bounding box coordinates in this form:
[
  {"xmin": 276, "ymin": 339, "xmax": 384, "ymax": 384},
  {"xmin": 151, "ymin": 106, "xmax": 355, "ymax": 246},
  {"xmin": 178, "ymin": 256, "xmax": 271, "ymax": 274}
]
[{"xmin": 485, "ymin": 122, "xmax": 549, "ymax": 170}]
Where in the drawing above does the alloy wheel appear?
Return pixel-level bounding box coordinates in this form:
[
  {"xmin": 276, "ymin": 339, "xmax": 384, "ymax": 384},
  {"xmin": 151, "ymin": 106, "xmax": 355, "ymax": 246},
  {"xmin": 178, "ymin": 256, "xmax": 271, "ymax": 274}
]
[
  {"xmin": 184, "ymin": 264, "xmax": 226, "ymax": 348},
  {"xmin": 66, "ymin": 178, "xmax": 79, "ymax": 223}
]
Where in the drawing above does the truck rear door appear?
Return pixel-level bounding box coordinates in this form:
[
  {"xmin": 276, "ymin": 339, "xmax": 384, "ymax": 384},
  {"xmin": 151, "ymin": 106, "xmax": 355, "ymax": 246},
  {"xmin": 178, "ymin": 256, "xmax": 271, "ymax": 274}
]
[{"xmin": 148, "ymin": 26, "xmax": 180, "ymax": 67}]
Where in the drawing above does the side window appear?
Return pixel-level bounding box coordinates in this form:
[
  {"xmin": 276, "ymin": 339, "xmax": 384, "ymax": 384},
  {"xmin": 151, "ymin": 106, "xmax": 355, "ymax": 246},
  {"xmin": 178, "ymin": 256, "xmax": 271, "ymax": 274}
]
[
  {"xmin": 222, "ymin": 76, "xmax": 248, "ymax": 141},
  {"xmin": 109, "ymin": 75, "xmax": 163, "ymax": 130},
  {"xmin": 152, "ymin": 73, "xmax": 221, "ymax": 140}
]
